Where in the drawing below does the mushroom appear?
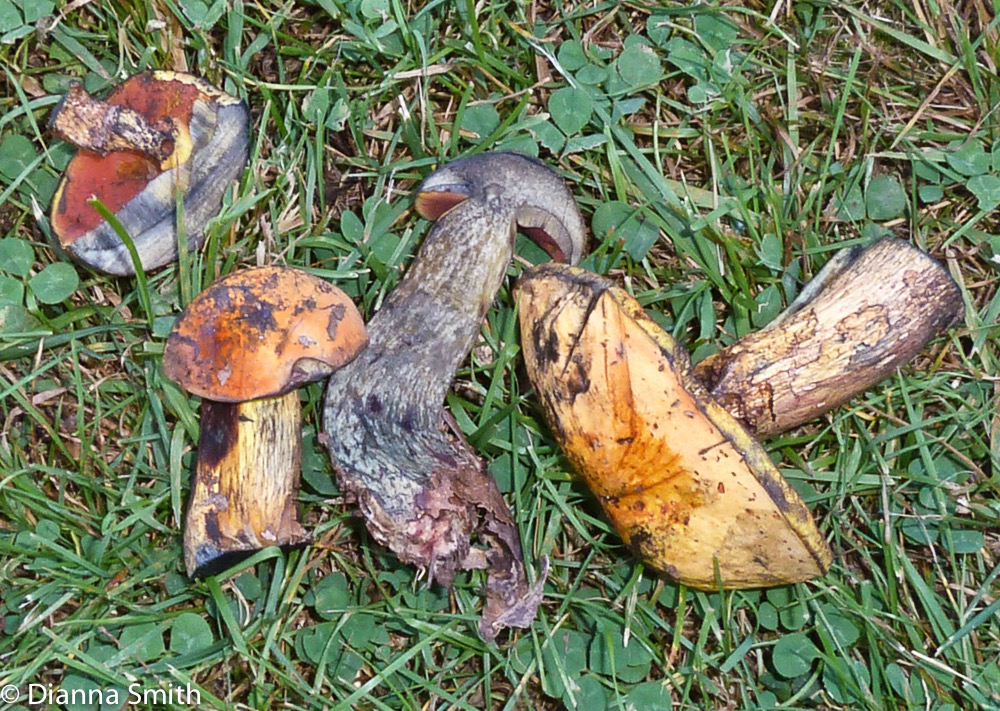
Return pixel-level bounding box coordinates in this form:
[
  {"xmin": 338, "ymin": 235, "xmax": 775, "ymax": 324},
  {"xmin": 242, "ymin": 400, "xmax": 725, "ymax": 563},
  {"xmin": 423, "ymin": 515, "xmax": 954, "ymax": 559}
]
[
  {"xmin": 517, "ymin": 238, "xmax": 961, "ymax": 589},
  {"xmin": 162, "ymin": 266, "xmax": 368, "ymax": 577},
  {"xmin": 518, "ymin": 265, "xmax": 831, "ymax": 589},
  {"xmin": 693, "ymin": 236, "xmax": 964, "ymax": 435},
  {"xmin": 49, "ymin": 71, "xmax": 249, "ymax": 275},
  {"xmin": 323, "ymin": 152, "xmax": 586, "ymax": 639}
]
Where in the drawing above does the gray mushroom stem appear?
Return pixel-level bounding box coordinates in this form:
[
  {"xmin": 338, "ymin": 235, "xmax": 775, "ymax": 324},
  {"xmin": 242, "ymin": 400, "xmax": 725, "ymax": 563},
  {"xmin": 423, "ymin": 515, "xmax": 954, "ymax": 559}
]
[{"xmin": 323, "ymin": 152, "xmax": 585, "ymax": 640}]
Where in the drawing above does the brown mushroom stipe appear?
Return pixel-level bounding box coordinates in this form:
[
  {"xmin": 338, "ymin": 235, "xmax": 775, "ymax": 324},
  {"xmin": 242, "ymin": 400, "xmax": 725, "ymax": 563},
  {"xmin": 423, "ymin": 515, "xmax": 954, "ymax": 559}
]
[
  {"xmin": 517, "ymin": 239, "xmax": 960, "ymax": 589},
  {"xmin": 163, "ymin": 267, "xmax": 368, "ymax": 577},
  {"xmin": 49, "ymin": 71, "xmax": 249, "ymax": 275},
  {"xmin": 518, "ymin": 265, "xmax": 832, "ymax": 589},
  {"xmin": 323, "ymin": 152, "xmax": 586, "ymax": 640},
  {"xmin": 694, "ymin": 237, "xmax": 964, "ymax": 436}
]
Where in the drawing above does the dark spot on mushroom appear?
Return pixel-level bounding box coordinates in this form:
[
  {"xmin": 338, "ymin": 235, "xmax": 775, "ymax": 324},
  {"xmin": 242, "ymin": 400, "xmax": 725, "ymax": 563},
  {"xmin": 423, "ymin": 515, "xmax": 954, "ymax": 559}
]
[
  {"xmin": 292, "ymin": 295, "xmax": 318, "ymax": 316},
  {"xmin": 400, "ymin": 406, "xmax": 419, "ymax": 432},
  {"xmin": 532, "ymin": 319, "xmax": 562, "ymax": 366},
  {"xmin": 326, "ymin": 303, "xmax": 348, "ymax": 339},
  {"xmin": 566, "ymin": 355, "xmax": 591, "ymax": 398},
  {"xmin": 204, "ymin": 510, "xmax": 222, "ymax": 544},
  {"xmin": 198, "ymin": 401, "xmax": 239, "ymax": 471},
  {"xmin": 239, "ymin": 295, "xmax": 278, "ymax": 339},
  {"xmin": 367, "ymin": 394, "xmax": 383, "ymax": 414},
  {"xmin": 626, "ymin": 526, "xmax": 656, "ymax": 561}
]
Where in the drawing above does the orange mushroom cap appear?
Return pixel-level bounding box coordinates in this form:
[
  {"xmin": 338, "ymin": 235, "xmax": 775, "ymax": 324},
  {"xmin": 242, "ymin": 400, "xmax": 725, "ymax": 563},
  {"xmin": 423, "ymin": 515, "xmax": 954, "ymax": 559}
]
[{"xmin": 163, "ymin": 267, "xmax": 368, "ymax": 402}]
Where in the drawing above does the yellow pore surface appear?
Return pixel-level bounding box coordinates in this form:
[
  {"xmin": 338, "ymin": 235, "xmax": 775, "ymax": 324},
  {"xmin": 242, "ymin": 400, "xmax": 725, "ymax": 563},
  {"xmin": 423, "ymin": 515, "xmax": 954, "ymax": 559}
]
[{"xmin": 518, "ymin": 265, "xmax": 831, "ymax": 589}]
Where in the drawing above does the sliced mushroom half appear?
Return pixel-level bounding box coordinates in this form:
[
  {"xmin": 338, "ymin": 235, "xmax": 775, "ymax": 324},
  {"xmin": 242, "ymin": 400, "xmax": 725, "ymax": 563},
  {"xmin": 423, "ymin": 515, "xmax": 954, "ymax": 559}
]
[
  {"xmin": 518, "ymin": 264, "xmax": 832, "ymax": 589},
  {"xmin": 50, "ymin": 71, "xmax": 249, "ymax": 275}
]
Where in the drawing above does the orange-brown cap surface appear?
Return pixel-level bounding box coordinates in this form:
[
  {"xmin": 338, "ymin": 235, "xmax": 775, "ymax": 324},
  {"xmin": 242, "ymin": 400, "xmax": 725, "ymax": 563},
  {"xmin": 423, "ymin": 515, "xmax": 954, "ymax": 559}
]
[{"xmin": 163, "ymin": 267, "xmax": 368, "ymax": 402}]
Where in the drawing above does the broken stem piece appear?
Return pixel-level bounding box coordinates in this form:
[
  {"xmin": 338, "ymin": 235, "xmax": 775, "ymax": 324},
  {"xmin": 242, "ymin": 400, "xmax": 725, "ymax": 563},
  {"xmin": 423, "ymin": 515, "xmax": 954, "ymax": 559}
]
[
  {"xmin": 50, "ymin": 82, "xmax": 177, "ymax": 163},
  {"xmin": 694, "ymin": 237, "xmax": 963, "ymax": 436}
]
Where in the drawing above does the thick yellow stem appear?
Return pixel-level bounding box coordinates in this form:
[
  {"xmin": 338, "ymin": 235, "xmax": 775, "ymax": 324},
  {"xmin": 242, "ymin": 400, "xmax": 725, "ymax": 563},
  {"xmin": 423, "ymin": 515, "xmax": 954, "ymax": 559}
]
[{"xmin": 184, "ymin": 391, "xmax": 309, "ymax": 577}]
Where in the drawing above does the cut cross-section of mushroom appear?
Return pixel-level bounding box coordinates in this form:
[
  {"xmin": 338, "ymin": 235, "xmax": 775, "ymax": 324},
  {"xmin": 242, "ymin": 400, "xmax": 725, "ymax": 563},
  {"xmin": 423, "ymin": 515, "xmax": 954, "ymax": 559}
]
[
  {"xmin": 518, "ymin": 265, "xmax": 832, "ymax": 589},
  {"xmin": 693, "ymin": 236, "xmax": 964, "ymax": 436},
  {"xmin": 163, "ymin": 266, "xmax": 368, "ymax": 577},
  {"xmin": 323, "ymin": 152, "xmax": 585, "ymax": 640},
  {"xmin": 49, "ymin": 71, "xmax": 249, "ymax": 275}
]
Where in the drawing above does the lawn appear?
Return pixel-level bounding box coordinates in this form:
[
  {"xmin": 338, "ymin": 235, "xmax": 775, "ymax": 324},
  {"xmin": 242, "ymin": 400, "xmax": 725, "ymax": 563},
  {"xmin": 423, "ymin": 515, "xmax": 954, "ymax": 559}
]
[{"xmin": 1, "ymin": 1, "xmax": 998, "ymax": 709}]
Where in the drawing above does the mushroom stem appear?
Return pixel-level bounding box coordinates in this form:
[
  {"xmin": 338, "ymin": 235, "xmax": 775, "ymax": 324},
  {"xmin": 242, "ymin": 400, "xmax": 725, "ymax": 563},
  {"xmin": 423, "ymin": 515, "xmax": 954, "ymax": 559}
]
[
  {"xmin": 323, "ymin": 152, "xmax": 585, "ymax": 640},
  {"xmin": 49, "ymin": 82, "xmax": 176, "ymax": 163},
  {"xmin": 185, "ymin": 392, "xmax": 310, "ymax": 577},
  {"xmin": 694, "ymin": 237, "xmax": 963, "ymax": 436}
]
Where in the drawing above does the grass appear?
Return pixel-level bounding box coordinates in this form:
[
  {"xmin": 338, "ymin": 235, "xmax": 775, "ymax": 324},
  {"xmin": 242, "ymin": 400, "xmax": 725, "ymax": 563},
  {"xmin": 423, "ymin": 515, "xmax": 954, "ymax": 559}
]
[{"xmin": 1, "ymin": 0, "xmax": 998, "ymax": 709}]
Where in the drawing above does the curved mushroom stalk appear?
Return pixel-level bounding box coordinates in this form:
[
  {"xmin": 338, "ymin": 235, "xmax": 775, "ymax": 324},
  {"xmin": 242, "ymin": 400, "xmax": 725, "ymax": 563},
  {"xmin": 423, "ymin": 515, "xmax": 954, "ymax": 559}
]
[
  {"xmin": 323, "ymin": 152, "xmax": 585, "ymax": 640},
  {"xmin": 694, "ymin": 237, "xmax": 963, "ymax": 436},
  {"xmin": 49, "ymin": 72, "xmax": 249, "ymax": 275},
  {"xmin": 518, "ymin": 265, "xmax": 832, "ymax": 589}
]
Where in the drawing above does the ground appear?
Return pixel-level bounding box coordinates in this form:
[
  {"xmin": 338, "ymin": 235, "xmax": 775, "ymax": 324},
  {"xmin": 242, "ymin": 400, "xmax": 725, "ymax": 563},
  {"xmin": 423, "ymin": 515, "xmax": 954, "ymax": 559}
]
[{"xmin": 0, "ymin": 1, "xmax": 998, "ymax": 710}]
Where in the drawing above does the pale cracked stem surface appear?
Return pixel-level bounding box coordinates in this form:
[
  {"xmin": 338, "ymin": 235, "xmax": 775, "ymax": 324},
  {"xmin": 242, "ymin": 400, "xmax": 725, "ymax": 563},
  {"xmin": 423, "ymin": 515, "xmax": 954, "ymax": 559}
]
[
  {"xmin": 49, "ymin": 82, "xmax": 176, "ymax": 161},
  {"xmin": 323, "ymin": 190, "xmax": 542, "ymax": 640},
  {"xmin": 694, "ymin": 237, "xmax": 964, "ymax": 436}
]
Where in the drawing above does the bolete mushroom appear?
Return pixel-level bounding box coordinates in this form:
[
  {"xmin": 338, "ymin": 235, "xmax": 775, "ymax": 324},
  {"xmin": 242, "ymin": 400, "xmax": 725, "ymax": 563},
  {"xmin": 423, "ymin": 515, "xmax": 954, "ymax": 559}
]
[
  {"xmin": 162, "ymin": 266, "xmax": 368, "ymax": 577},
  {"xmin": 518, "ymin": 265, "xmax": 832, "ymax": 589},
  {"xmin": 693, "ymin": 236, "xmax": 964, "ymax": 436},
  {"xmin": 49, "ymin": 71, "xmax": 249, "ymax": 275},
  {"xmin": 323, "ymin": 152, "xmax": 586, "ymax": 639},
  {"xmin": 517, "ymin": 238, "xmax": 961, "ymax": 589}
]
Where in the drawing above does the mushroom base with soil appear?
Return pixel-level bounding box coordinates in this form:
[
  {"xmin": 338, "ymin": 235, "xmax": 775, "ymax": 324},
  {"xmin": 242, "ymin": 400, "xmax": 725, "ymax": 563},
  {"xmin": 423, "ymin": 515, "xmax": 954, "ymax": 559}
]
[
  {"xmin": 694, "ymin": 236, "xmax": 963, "ymax": 436},
  {"xmin": 323, "ymin": 152, "xmax": 586, "ymax": 639}
]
